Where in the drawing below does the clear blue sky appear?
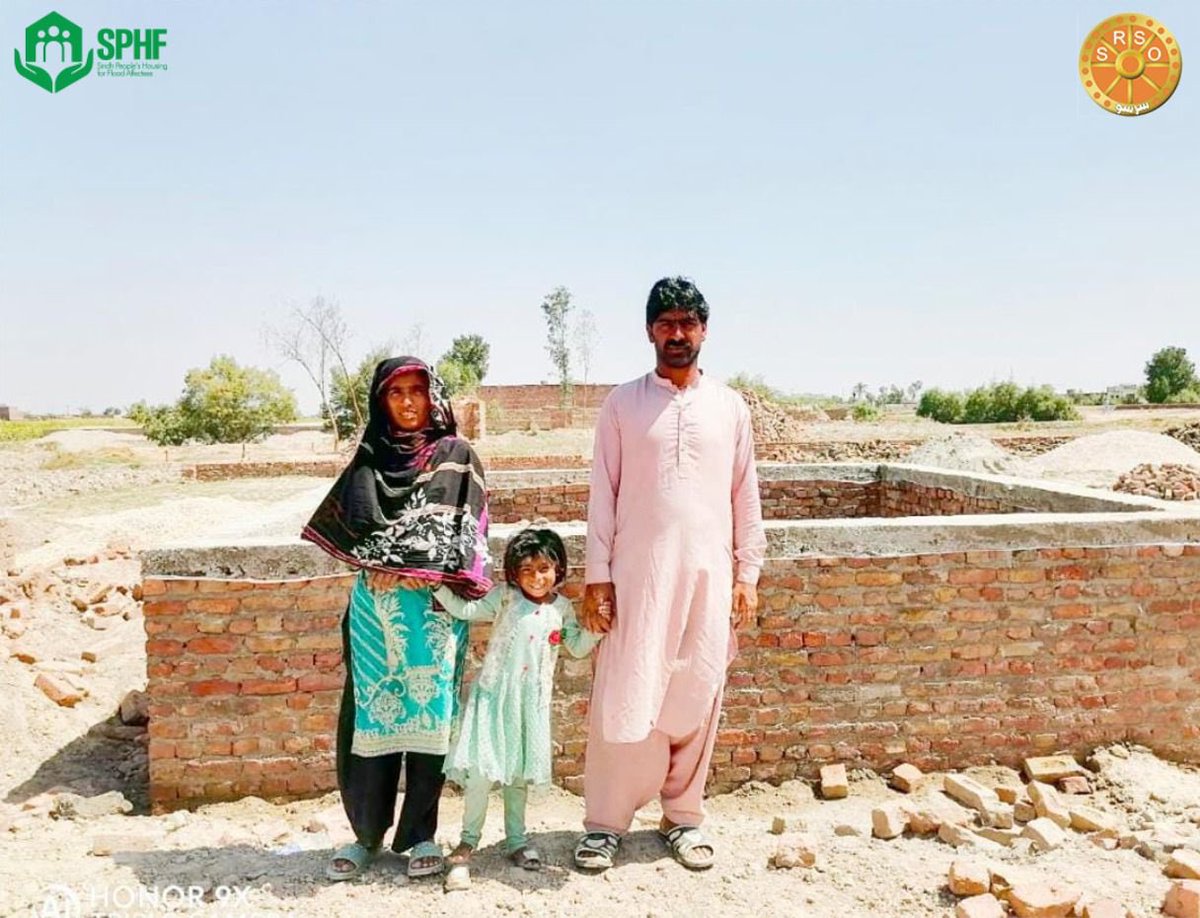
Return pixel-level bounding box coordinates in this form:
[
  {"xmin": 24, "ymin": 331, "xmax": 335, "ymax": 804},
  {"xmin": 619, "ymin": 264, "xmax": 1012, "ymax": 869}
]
[{"xmin": 3, "ymin": 1, "xmax": 1198, "ymax": 414}]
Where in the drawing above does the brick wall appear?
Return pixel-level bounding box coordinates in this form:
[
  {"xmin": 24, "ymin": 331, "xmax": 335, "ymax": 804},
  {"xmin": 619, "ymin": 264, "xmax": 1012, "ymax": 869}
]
[
  {"xmin": 185, "ymin": 461, "xmax": 344, "ymax": 482},
  {"xmin": 479, "ymin": 384, "xmax": 614, "ymax": 433},
  {"xmin": 143, "ymin": 576, "xmax": 349, "ymax": 812},
  {"xmin": 878, "ymin": 481, "xmax": 1022, "ymax": 518},
  {"xmin": 486, "ymin": 479, "xmax": 1027, "ymax": 525},
  {"xmin": 143, "ymin": 543, "xmax": 1200, "ymax": 810}
]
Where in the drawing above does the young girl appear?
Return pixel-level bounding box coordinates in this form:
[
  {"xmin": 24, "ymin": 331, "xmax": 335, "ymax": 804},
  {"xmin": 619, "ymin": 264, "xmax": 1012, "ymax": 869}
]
[{"xmin": 432, "ymin": 527, "xmax": 598, "ymax": 889}]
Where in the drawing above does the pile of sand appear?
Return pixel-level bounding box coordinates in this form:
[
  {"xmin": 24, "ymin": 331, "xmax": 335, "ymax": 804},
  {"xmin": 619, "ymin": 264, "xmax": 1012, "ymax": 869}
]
[
  {"xmin": 1025, "ymin": 430, "xmax": 1200, "ymax": 488},
  {"xmin": 902, "ymin": 433, "xmax": 1021, "ymax": 475}
]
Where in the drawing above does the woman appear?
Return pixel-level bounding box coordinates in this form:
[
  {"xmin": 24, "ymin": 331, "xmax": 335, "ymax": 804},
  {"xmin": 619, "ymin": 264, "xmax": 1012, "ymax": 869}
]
[{"xmin": 301, "ymin": 356, "xmax": 491, "ymax": 881}]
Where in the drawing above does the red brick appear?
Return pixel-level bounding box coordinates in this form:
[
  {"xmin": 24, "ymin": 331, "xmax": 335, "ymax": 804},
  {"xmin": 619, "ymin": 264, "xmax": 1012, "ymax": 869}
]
[
  {"xmin": 191, "ymin": 598, "xmax": 239, "ymax": 615},
  {"xmin": 240, "ymin": 678, "xmax": 297, "ymax": 696},
  {"xmin": 188, "ymin": 636, "xmax": 238, "ymax": 655},
  {"xmin": 189, "ymin": 679, "xmax": 239, "ymax": 697},
  {"xmin": 297, "ymin": 672, "xmax": 343, "ymax": 692}
]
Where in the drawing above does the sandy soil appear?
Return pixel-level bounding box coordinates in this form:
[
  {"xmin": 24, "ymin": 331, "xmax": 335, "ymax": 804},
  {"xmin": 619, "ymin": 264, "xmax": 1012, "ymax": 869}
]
[{"xmin": 3, "ymin": 416, "xmax": 1200, "ymax": 917}]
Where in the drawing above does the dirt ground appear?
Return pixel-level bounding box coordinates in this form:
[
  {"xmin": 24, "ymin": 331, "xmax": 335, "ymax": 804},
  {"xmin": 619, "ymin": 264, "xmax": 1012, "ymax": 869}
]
[{"xmin": 2, "ymin": 413, "xmax": 1200, "ymax": 917}]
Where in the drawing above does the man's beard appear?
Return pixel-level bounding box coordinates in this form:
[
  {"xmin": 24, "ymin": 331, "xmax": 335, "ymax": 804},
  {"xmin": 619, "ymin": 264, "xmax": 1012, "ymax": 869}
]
[{"xmin": 657, "ymin": 341, "xmax": 700, "ymax": 368}]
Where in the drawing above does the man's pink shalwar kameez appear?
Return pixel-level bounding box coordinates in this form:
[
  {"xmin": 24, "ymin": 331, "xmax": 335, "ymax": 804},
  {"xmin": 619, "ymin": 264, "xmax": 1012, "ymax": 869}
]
[{"xmin": 583, "ymin": 371, "xmax": 766, "ymax": 833}]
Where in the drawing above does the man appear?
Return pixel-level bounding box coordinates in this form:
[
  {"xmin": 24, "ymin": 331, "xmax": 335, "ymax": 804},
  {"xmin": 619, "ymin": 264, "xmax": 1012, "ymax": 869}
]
[{"xmin": 574, "ymin": 276, "xmax": 767, "ymax": 872}]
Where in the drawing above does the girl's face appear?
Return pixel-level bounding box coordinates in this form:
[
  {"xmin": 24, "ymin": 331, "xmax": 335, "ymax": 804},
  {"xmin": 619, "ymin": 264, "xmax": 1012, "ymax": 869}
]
[
  {"xmin": 515, "ymin": 554, "xmax": 558, "ymax": 602},
  {"xmin": 383, "ymin": 373, "xmax": 432, "ymax": 432}
]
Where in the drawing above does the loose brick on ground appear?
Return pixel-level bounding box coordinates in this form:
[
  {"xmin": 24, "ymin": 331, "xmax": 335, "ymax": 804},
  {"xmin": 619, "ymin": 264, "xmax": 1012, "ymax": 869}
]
[
  {"xmin": 1164, "ymin": 880, "xmax": 1200, "ymax": 918},
  {"xmin": 819, "ymin": 763, "xmax": 848, "ymax": 799},
  {"xmin": 1022, "ymin": 817, "xmax": 1066, "ymax": 852},
  {"xmin": 956, "ymin": 893, "xmax": 1005, "ymax": 918},
  {"xmin": 948, "ymin": 860, "xmax": 990, "ymax": 897},
  {"xmin": 890, "ymin": 762, "xmax": 924, "ymax": 793},
  {"xmin": 1167, "ymin": 850, "xmax": 1200, "ymax": 881},
  {"xmin": 1007, "ymin": 880, "xmax": 1081, "ymax": 917}
]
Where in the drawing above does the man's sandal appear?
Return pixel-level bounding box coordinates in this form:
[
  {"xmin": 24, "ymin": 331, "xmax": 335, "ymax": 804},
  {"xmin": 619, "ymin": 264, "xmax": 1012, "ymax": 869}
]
[
  {"xmin": 659, "ymin": 825, "xmax": 715, "ymax": 870},
  {"xmin": 573, "ymin": 830, "xmax": 620, "ymax": 871},
  {"xmin": 325, "ymin": 841, "xmax": 379, "ymax": 881},
  {"xmin": 510, "ymin": 845, "xmax": 542, "ymax": 871},
  {"xmin": 407, "ymin": 840, "xmax": 446, "ymax": 878}
]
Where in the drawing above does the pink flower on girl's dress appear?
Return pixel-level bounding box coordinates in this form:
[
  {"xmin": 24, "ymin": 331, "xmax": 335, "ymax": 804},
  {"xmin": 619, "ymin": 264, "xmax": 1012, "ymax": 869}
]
[{"xmin": 548, "ymin": 630, "xmax": 562, "ymax": 645}]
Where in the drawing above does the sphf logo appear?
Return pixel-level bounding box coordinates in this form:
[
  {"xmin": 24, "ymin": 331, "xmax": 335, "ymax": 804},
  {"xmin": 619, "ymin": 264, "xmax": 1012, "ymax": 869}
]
[{"xmin": 14, "ymin": 11, "xmax": 166, "ymax": 93}]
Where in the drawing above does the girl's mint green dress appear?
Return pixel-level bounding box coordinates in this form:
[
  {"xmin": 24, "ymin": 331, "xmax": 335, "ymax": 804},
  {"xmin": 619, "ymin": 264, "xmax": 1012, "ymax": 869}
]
[{"xmin": 433, "ymin": 584, "xmax": 598, "ymax": 786}]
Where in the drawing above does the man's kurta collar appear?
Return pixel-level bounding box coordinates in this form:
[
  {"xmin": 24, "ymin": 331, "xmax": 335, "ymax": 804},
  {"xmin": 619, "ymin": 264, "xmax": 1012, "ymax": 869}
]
[{"xmin": 649, "ymin": 369, "xmax": 705, "ymax": 392}]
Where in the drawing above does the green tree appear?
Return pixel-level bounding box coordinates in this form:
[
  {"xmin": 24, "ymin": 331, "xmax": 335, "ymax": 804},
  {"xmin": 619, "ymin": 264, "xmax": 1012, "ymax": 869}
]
[
  {"xmin": 1145, "ymin": 346, "xmax": 1197, "ymax": 403},
  {"xmin": 330, "ymin": 345, "xmax": 391, "ymax": 439},
  {"xmin": 436, "ymin": 357, "xmax": 479, "ymax": 397},
  {"xmin": 442, "ymin": 334, "xmax": 490, "ymax": 384},
  {"xmin": 540, "ymin": 286, "xmax": 573, "ymax": 406},
  {"xmin": 177, "ymin": 355, "xmax": 297, "ymax": 455},
  {"xmin": 128, "ymin": 401, "xmax": 193, "ymax": 450},
  {"xmin": 916, "ymin": 389, "xmax": 964, "ymax": 423}
]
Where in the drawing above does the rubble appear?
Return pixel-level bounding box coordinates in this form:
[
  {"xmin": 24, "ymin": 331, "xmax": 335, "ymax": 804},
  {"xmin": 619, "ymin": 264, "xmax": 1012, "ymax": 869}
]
[
  {"xmin": 50, "ymin": 791, "xmax": 133, "ymax": 820},
  {"xmin": 769, "ymin": 834, "xmax": 817, "ymax": 869}
]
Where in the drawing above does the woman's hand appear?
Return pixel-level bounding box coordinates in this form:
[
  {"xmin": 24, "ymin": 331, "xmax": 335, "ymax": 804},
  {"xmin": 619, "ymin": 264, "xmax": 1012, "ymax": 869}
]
[{"xmin": 367, "ymin": 571, "xmax": 430, "ymax": 592}]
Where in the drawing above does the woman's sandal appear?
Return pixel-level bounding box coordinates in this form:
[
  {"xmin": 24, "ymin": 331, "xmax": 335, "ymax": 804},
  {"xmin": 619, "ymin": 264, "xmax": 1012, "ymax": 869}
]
[
  {"xmin": 407, "ymin": 840, "xmax": 446, "ymax": 878},
  {"xmin": 325, "ymin": 841, "xmax": 379, "ymax": 881},
  {"xmin": 573, "ymin": 830, "xmax": 620, "ymax": 871},
  {"xmin": 659, "ymin": 824, "xmax": 715, "ymax": 870},
  {"xmin": 510, "ymin": 845, "xmax": 542, "ymax": 871}
]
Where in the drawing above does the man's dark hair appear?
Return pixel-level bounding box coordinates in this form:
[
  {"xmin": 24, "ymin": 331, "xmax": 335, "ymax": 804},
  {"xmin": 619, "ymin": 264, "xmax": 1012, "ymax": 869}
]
[
  {"xmin": 645, "ymin": 276, "xmax": 709, "ymax": 326},
  {"xmin": 503, "ymin": 527, "xmax": 568, "ymax": 587}
]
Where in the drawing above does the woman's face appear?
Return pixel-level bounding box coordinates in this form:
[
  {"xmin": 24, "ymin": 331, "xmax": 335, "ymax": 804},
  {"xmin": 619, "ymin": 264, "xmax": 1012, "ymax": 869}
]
[{"xmin": 382, "ymin": 373, "xmax": 432, "ymax": 431}]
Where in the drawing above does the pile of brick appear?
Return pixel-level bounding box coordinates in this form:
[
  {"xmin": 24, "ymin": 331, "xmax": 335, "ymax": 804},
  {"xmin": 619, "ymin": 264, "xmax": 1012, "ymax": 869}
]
[
  {"xmin": 1166, "ymin": 421, "xmax": 1200, "ymax": 451},
  {"xmin": 3, "ymin": 548, "xmax": 146, "ymax": 709},
  {"xmin": 733, "ymin": 388, "xmax": 810, "ymax": 443},
  {"xmin": 1112, "ymin": 463, "xmax": 1200, "ymax": 500}
]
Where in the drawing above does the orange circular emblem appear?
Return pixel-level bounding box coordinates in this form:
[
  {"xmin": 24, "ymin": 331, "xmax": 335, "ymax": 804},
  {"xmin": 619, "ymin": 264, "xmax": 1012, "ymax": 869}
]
[{"xmin": 1079, "ymin": 13, "xmax": 1182, "ymax": 115}]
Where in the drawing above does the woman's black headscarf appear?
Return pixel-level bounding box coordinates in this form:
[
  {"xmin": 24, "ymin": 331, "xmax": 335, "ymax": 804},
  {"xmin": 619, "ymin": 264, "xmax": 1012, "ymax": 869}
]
[{"xmin": 301, "ymin": 356, "xmax": 492, "ymax": 597}]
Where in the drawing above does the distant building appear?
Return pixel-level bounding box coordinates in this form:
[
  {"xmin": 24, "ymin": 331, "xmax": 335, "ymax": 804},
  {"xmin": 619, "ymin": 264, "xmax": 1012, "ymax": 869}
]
[{"xmin": 0, "ymin": 405, "xmax": 23, "ymax": 420}]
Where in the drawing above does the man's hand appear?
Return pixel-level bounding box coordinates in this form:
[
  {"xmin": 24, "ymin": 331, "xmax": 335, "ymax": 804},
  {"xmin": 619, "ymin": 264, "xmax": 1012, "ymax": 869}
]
[
  {"xmin": 731, "ymin": 581, "xmax": 758, "ymax": 629},
  {"xmin": 582, "ymin": 582, "xmax": 616, "ymax": 634}
]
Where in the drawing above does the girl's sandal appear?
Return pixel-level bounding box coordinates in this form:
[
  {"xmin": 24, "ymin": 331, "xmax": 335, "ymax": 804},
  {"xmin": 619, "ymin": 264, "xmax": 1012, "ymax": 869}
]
[
  {"xmin": 325, "ymin": 841, "xmax": 379, "ymax": 881},
  {"xmin": 510, "ymin": 845, "xmax": 542, "ymax": 871},
  {"xmin": 573, "ymin": 830, "xmax": 620, "ymax": 871},
  {"xmin": 407, "ymin": 840, "xmax": 446, "ymax": 878},
  {"xmin": 659, "ymin": 824, "xmax": 715, "ymax": 870}
]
